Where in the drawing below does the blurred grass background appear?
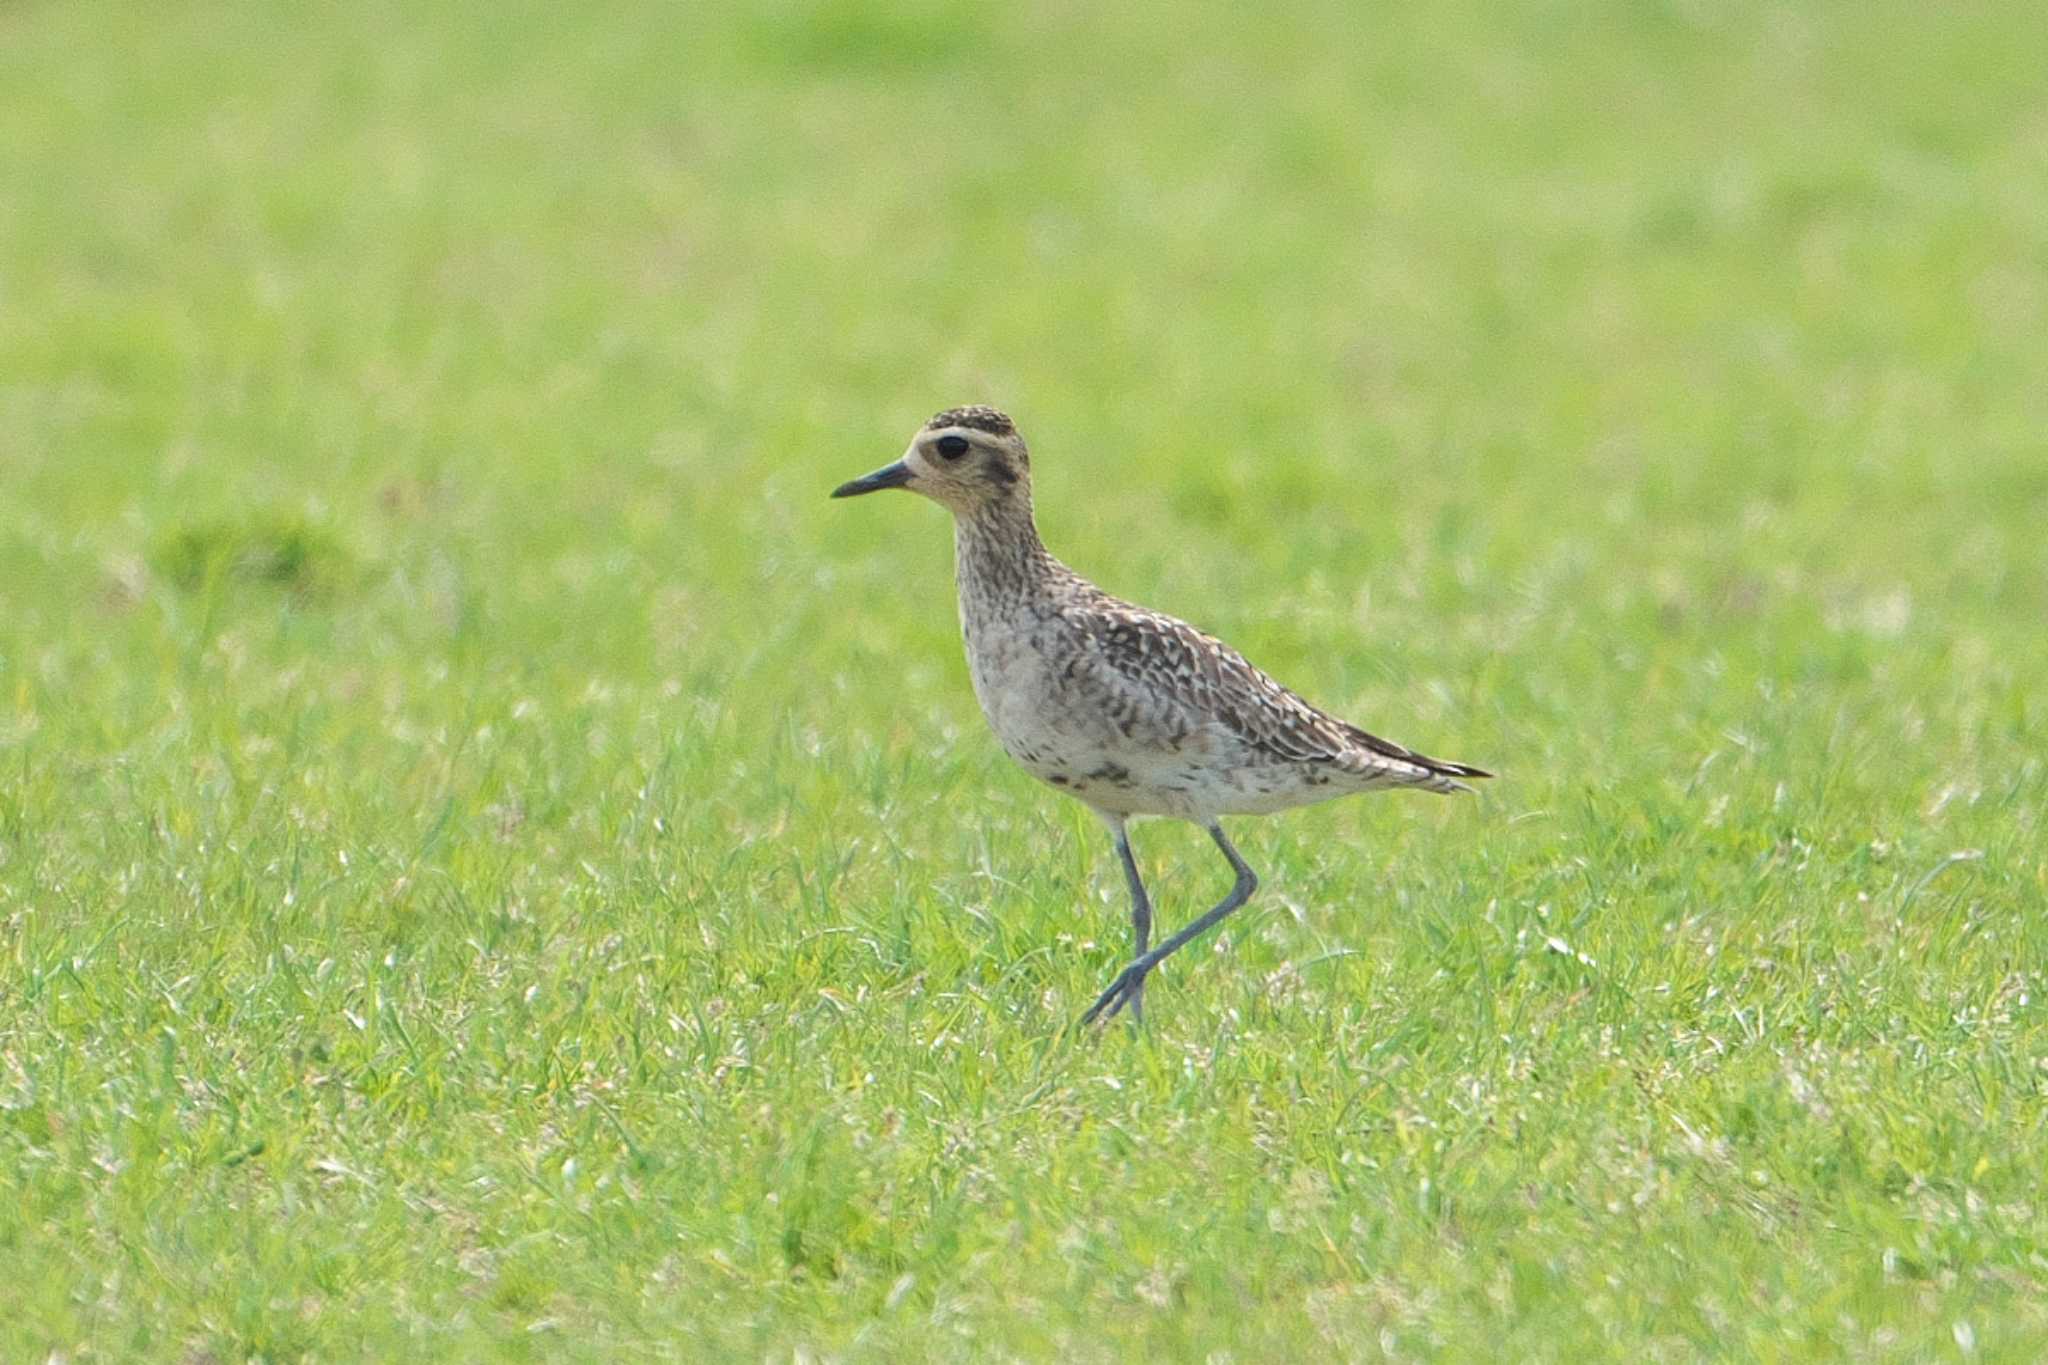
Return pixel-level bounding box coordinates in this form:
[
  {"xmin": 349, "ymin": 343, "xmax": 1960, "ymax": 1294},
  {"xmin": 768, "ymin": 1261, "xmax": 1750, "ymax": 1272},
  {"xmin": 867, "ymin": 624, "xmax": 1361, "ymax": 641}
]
[{"xmin": 2, "ymin": 0, "xmax": 2046, "ymax": 1358}]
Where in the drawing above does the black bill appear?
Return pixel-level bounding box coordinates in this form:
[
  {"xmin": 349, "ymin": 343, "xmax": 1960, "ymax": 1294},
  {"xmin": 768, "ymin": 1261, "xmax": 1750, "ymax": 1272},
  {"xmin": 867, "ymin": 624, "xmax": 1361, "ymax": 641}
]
[{"xmin": 830, "ymin": 460, "xmax": 914, "ymax": 498}]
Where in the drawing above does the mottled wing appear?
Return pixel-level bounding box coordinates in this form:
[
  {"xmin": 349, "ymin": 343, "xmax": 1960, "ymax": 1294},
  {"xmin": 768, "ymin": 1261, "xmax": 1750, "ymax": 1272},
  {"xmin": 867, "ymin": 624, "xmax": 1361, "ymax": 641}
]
[{"xmin": 1068, "ymin": 600, "xmax": 1488, "ymax": 792}]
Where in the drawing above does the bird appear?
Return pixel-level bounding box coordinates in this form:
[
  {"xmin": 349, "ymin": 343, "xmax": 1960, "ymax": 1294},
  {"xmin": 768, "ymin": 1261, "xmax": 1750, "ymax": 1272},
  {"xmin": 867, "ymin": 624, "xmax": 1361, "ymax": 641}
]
[{"xmin": 831, "ymin": 406, "xmax": 1490, "ymax": 1024}]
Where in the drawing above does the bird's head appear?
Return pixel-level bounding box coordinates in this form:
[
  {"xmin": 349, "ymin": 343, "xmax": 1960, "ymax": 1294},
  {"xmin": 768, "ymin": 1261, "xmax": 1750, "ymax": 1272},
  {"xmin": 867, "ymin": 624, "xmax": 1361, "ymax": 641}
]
[{"xmin": 831, "ymin": 406, "xmax": 1031, "ymax": 516}]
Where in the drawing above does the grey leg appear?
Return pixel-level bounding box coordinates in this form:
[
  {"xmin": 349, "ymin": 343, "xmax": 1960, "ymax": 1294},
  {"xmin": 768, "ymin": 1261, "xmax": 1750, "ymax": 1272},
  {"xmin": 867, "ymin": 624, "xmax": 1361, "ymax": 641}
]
[
  {"xmin": 1107, "ymin": 817, "xmax": 1152, "ymax": 1024},
  {"xmin": 1082, "ymin": 822, "xmax": 1259, "ymax": 1025}
]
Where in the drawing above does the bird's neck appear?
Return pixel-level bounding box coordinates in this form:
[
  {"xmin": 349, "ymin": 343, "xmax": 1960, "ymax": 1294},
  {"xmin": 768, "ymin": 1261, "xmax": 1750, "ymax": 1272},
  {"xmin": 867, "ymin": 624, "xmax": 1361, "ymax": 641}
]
[{"xmin": 954, "ymin": 497, "xmax": 1056, "ymax": 611}]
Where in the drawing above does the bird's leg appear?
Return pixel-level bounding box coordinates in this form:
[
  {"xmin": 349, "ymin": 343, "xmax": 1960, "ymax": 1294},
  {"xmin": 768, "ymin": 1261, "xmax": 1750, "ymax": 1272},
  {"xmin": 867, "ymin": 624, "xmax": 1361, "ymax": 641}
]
[
  {"xmin": 1083, "ymin": 822, "xmax": 1259, "ymax": 1026},
  {"xmin": 1107, "ymin": 818, "xmax": 1152, "ymax": 1025}
]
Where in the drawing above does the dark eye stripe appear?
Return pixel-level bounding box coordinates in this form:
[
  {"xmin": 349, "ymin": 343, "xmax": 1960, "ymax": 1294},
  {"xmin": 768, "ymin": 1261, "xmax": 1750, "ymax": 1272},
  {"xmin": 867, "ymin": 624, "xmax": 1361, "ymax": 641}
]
[{"xmin": 935, "ymin": 435, "xmax": 970, "ymax": 459}]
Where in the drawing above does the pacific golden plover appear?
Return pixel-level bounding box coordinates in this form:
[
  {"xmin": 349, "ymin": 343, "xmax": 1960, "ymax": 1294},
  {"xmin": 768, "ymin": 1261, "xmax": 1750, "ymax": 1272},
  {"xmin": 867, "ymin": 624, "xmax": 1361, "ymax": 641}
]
[{"xmin": 833, "ymin": 406, "xmax": 1491, "ymax": 1023}]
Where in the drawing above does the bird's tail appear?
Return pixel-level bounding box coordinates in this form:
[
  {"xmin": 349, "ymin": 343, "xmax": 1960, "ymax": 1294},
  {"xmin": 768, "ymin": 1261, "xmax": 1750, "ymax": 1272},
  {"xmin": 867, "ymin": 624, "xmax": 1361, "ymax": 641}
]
[
  {"xmin": 1343, "ymin": 722, "xmax": 1494, "ymax": 795},
  {"xmin": 1415, "ymin": 765, "xmax": 1491, "ymax": 795}
]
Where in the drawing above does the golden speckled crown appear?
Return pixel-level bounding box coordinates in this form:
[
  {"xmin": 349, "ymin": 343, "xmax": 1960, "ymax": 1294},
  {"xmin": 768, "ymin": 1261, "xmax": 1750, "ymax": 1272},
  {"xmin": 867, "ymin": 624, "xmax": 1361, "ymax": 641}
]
[{"xmin": 924, "ymin": 405, "xmax": 1016, "ymax": 437}]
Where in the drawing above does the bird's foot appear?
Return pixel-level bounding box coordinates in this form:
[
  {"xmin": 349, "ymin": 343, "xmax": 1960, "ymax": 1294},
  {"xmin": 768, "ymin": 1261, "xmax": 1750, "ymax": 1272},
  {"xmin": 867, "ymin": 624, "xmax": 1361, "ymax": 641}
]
[{"xmin": 1082, "ymin": 961, "xmax": 1149, "ymax": 1026}]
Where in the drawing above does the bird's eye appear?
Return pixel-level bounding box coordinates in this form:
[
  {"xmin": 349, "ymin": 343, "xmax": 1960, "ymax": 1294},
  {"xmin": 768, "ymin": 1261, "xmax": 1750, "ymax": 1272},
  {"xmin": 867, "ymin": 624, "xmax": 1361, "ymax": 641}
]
[{"xmin": 935, "ymin": 435, "xmax": 970, "ymax": 460}]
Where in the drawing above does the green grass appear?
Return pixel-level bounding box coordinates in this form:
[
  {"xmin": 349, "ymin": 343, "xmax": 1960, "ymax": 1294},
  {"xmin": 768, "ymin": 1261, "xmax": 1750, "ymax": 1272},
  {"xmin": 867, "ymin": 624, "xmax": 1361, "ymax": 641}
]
[{"xmin": 3, "ymin": 0, "xmax": 2046, "ymax": 1357}]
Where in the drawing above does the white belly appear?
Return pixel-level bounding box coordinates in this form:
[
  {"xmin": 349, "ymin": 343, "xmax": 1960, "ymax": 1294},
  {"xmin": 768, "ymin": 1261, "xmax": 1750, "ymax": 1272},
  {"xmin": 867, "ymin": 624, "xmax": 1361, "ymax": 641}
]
[{"xmin": 961, "ymin": 615, "xmax": 1348, "ymax": 818}]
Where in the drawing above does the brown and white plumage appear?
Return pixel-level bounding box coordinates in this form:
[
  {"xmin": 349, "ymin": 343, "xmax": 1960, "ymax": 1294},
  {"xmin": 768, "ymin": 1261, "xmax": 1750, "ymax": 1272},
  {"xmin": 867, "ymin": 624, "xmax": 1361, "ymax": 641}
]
[
  {"xmin": 833, "ymin": 405, "xmax": 1490, "ymax": 1023},
  {"xmin": 1039, "ymin": 593, "xmax": 1488, "ymax": 803}
]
